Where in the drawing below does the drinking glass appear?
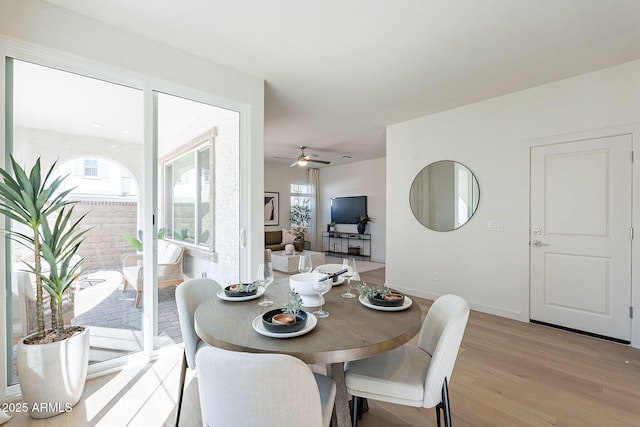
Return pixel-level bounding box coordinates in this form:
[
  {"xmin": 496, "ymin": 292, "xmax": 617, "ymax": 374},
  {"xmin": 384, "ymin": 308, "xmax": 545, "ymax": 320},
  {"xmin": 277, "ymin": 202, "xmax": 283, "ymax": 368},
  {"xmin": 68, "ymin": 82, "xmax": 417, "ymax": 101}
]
[
  {"xmin": 341, "ymin": 257, "xmax": 357, "ymax": 298},
  {"xmin": 256, "ymin": 262, "xmax": 275, "ymax": 306},
  {"xmin": 312, "ymin": 272, "xmax": 331, "ymax": 318},
  {"xmin": 298, "ymin": 253, "xmax": 312, "ymax": 273}
]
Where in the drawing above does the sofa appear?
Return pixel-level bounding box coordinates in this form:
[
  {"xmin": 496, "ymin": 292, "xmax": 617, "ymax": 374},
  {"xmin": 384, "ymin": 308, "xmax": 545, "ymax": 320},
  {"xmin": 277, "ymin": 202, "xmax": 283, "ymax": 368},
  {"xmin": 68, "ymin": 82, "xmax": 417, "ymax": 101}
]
[{"xmin": 265, "ymin": 230, "xmax": 287, "ymax": 251}]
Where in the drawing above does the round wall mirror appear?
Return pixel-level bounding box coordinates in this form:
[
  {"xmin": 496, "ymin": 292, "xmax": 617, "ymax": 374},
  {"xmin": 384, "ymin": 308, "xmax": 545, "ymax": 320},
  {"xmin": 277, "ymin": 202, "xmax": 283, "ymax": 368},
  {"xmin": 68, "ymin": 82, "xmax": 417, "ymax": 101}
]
[{"xmin": 409, "ymin": 160, "xmax": 480, "ymax": 231}]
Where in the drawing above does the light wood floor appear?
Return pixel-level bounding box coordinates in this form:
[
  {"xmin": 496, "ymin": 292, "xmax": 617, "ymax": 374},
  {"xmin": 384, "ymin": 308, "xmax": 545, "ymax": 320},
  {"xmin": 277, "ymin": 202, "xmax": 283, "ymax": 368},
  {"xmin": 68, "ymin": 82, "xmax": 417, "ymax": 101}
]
[{"xmin": 5, "ymin": 267, "xmax": 640, "ymax": 426}]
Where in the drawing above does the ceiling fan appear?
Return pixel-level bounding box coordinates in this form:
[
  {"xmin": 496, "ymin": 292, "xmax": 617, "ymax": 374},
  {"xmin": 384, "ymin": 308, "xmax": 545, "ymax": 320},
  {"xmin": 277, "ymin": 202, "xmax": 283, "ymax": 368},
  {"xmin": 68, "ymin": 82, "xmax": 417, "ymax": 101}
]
[{"xmin": 275, "ymin": 146, "xmax": 331, "ymax": 167}]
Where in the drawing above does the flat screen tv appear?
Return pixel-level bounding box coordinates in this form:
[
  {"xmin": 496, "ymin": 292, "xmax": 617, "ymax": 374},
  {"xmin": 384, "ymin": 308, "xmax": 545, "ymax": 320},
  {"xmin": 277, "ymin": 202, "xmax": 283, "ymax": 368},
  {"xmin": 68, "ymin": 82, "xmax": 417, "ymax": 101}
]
[{"xmin": 331, "ymin": 196, "xmax": 367, "ymax": 224}]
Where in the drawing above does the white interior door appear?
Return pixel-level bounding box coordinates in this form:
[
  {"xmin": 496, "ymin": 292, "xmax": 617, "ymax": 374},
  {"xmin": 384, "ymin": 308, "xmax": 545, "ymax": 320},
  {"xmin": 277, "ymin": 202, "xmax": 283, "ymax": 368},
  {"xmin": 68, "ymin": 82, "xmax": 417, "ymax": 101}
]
[{"xmin": 530, "ymin": 134, "xmax": 632, "ymax": 342}]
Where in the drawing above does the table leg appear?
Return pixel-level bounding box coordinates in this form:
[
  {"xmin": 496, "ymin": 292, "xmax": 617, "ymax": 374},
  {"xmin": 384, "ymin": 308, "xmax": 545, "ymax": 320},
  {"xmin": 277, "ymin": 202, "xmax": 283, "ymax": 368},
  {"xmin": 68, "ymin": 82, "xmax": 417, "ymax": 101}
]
[{"xmin": 328, "ymin": 362, "xmax": 351, "ymax": 427}]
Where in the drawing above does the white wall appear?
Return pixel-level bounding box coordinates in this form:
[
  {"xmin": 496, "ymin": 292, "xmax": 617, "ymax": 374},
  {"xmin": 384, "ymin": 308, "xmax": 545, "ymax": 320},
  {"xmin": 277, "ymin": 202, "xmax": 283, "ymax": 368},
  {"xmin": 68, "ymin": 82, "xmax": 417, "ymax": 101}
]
[
  {"xmin": 264, "ymin": 161, "xmax": 309, "ymax": 233},
  {"xmin": 264, "ymin": 158, "xmax": 387, "ymax": 262},
  {"xmin": 387, "ymin": 59, "xmax": 640, "ymax": 347},
  {"xmin": 320, "ymin": 158, "xmax": 386, "ymax": 263}
]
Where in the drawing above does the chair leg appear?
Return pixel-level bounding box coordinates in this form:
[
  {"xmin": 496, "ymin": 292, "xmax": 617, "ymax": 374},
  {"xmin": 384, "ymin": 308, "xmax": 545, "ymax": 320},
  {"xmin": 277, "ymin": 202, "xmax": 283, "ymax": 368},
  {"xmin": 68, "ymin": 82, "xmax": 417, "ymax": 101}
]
[
  {"xmin": 175, "ymin": 350, "xmax": 187, "ymax": 427},
  {"xmin": 436, "ymin": 402, "xmax": 442, "ymax": 427},
  {"xmin": 442, "ymin": 377, "xmax": 452, "ymax": 427},
  {"xmin": 351, "ymin": 395, "xmax": 360, "ymax": 427},
  {"xmin": 134, "ymin": 290, "xmax": 142, "ymax": 308}
]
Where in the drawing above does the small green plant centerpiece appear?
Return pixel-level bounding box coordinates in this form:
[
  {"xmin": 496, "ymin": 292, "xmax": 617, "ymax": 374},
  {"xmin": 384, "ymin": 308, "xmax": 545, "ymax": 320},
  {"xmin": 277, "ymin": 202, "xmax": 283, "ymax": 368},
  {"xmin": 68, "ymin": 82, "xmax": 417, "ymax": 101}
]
[
  {"xmin": 355, "ymin": 282, "xmax": 405, "ymax": 307},
  {"xmin": 262, "ymin": 290, "xmax": 308, "ymax": 333},
  {"xmin": 224, "ymin": 281, "xmax": 259, "ymax": 298}
]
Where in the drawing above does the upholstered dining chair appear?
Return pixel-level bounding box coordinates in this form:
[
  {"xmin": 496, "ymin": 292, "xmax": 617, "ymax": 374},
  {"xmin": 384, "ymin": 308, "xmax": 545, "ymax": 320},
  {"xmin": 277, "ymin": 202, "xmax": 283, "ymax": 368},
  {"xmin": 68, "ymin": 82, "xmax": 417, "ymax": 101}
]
[
  {"xmin": 195, "ymin": 346, "xmax": 336, "ymax": 427},
  {"xmin": 345, "ymin": 294, "xmax": 470, "ymax": 427},
  {"xmin": 175, "ymin": 277, "xmax": 221, "ymax": 427}
]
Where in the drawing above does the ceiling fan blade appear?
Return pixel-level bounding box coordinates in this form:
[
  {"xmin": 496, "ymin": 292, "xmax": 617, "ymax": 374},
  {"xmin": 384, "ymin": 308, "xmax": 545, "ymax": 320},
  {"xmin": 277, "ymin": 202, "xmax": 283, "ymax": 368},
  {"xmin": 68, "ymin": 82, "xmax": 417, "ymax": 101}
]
[
  {"xmin": 308, "ymin": 159, "xmax": 331, "ymax": 165},
  {"xmin": 289, "ymin": 161, "xmax": 299, "ymax": 167},
  {"xmin": 274, "ymin": 156, "xmax": 296, "ymax": 160}
]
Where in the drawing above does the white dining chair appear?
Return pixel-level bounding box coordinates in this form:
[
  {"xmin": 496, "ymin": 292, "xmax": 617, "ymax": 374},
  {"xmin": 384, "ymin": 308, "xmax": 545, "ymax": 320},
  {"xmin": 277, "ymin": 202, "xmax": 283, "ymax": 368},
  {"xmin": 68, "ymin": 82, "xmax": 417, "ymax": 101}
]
[
  {"xmin": 195, "ymin": 346, "xmax": 337, "ymax": 427},
  {"xmin": 175, "ymin": 277, "xmax": 221, "ymax": 427},
  {"xmin": 345, "ymin": 294, "xmax": 470, "ymax": 427}
]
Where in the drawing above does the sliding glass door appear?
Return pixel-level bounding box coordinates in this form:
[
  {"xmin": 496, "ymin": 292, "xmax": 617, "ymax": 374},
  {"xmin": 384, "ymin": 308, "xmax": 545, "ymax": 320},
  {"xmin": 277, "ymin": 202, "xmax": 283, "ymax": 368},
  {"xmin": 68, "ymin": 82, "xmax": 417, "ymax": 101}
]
[{"xmin": 4, "ymin": 58, "xmax": 244, "ymax": 388}]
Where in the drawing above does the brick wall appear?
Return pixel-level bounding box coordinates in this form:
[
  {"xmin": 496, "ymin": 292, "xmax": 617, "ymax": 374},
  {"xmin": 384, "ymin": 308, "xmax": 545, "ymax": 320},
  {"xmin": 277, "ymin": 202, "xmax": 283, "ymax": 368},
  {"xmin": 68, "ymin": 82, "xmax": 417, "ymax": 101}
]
[{"xmin": 70, "ymin": 200, "xmax": 138, "ymax": 270}]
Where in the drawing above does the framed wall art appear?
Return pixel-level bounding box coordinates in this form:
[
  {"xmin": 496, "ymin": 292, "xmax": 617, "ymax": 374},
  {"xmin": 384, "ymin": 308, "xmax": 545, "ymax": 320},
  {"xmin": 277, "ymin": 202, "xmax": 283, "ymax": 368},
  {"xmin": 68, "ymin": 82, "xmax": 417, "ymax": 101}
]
[{"xmin": 264, "ymin": 192, "xmax": 279, "ymax": 225}]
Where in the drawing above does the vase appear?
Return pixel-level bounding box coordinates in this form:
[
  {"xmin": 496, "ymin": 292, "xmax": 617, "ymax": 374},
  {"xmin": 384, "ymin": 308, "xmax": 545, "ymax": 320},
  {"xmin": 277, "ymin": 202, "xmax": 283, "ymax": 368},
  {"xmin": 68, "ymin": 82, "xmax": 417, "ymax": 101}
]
[
  {"xmin": 17, "ymin": 327, "xmax": 90, "ymax": 418},
  {"xmin": 293, "ymin": 238, "xmax": 304, "ymax": 252},
  {"xmin": 357, "ymin": 222, "xmax": 366, "ymax": 234}
]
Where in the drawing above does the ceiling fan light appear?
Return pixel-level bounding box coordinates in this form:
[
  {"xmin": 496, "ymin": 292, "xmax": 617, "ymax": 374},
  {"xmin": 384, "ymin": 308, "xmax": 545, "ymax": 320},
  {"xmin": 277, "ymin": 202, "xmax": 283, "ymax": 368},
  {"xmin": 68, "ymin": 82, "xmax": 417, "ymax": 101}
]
[{"xmin": 297, "ymin": 159, "xmax": 308, "ymax": 166}]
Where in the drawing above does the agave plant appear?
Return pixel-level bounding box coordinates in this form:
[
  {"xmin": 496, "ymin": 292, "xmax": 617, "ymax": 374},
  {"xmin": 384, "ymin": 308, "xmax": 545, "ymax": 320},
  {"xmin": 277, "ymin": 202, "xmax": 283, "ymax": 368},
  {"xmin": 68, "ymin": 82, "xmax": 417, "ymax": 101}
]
[
  {"xmin": 30, "ymin": 206, "xmax": 88, "ymax": 334},
  {"xmin": 0, "ymin": 156, "xmax": 77, "ymax": 339}
]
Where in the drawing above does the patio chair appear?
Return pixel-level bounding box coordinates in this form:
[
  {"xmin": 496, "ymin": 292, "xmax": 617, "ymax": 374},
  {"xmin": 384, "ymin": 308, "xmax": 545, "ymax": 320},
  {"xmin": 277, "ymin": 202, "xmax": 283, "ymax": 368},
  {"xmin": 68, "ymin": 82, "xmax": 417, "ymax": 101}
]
[{"xmin": 122, "ymin": 239, "xmax": 184, "ymax": 307}]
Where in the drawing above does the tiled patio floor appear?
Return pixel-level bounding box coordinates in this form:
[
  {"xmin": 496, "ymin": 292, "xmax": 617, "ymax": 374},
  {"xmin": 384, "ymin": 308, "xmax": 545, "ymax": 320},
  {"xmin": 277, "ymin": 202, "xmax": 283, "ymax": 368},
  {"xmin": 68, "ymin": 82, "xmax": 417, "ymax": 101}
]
[{"xmin": 70, "ymin": 270, "xmax": 183, "ymax": 363}]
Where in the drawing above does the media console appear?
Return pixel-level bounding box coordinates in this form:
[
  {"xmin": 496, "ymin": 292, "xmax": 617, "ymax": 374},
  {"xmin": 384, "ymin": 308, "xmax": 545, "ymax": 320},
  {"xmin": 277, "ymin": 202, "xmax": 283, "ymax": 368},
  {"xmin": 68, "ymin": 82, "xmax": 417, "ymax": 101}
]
[{"xmin": 322, "ymin": 232, "xmax": 371, "ymax": 261}]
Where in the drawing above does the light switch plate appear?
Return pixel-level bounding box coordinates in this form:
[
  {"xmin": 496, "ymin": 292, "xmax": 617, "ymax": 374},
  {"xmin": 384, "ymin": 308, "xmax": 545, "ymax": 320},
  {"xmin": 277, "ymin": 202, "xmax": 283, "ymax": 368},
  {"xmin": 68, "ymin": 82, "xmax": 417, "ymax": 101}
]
[{"xmin": 488, "ymin": 220, "xmax": 504, "ymax": 231}]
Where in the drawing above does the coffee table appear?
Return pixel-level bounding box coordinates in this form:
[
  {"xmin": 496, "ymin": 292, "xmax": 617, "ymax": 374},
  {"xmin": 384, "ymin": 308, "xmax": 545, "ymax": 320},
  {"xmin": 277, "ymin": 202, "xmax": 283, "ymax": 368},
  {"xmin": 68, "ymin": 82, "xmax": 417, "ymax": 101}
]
[{"xmin": 270, "ymin": 250, "xmax": 325, "ymax": 273}]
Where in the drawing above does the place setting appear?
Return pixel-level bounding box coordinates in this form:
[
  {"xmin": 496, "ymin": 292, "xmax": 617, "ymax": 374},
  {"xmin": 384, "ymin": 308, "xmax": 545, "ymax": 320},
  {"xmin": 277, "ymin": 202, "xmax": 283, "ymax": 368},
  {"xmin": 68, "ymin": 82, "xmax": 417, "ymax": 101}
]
[
  {"xmin": 252, "ymin": 289, "xmax": 319, "ymax": 338},
  {"xmin": 354, "ymin": 282, "xmax": 413, "ymax": 312}
]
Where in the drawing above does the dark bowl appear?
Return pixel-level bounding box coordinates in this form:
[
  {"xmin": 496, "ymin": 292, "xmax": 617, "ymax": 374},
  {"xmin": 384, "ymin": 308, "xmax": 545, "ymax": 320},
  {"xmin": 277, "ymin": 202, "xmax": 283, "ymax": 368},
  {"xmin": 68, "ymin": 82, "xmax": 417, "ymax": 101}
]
[
  {"xmin": 369, "ymin": 292, "xmax": 405, "ymax": 307},
  {"xmin": 224, "ymin": 284, "xmax": 258, "ymax": 298},
  {"xmin": 262, "ymin": 309, "xmax": 308, "ymax": 333}
]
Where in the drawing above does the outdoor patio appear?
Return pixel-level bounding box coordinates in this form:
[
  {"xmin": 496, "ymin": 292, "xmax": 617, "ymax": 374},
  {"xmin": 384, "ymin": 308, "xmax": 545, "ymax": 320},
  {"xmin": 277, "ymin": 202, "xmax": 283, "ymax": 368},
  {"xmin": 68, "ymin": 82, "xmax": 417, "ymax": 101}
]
[{"xmin": 72, "ymin": 270, "xmax": 182, "ymax": 363}]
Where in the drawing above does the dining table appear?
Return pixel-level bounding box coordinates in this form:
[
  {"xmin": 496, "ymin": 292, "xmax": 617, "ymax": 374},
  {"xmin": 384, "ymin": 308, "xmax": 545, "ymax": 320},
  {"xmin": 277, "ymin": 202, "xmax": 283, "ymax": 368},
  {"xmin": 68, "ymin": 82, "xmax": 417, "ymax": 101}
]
[{"xmin": 194, "ymin": 277, "xmax": 423, "ymax": 427}]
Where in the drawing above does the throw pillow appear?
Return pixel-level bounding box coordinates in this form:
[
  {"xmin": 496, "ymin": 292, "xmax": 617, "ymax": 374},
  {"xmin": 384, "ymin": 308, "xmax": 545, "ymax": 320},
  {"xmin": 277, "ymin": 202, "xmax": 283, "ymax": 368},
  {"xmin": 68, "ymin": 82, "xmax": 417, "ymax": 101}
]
[{"xmin": 282, "ymin": 229, "xmax": 295, "ymax": 244}]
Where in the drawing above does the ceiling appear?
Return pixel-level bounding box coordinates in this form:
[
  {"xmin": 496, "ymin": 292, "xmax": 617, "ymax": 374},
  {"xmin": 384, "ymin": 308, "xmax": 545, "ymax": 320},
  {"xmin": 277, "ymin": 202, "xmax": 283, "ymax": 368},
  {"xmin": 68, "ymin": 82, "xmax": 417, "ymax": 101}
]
[{"xmin": 39, "ymin": 0, "xmax": 640, "ymax": 167}]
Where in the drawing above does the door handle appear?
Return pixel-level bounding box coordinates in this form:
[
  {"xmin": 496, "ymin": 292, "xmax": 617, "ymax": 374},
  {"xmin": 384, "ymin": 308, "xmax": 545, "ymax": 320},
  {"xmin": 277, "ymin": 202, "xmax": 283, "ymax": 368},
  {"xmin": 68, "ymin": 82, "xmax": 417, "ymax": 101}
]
[
  {"xmin": 240, "ymin": 229, "xmax": 246, "ymax": 248},
  {"xmin": 531, "ymin": 240, "xmax": 549, "ymax": 247}
]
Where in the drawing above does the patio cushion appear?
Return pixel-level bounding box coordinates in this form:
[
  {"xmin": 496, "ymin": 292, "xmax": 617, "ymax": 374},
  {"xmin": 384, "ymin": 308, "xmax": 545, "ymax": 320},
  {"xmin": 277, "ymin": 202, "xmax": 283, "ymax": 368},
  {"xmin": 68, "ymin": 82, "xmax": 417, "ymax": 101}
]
[{"xmin": 159, "ymin": 240, "xmax": 182, "ymax": 264}]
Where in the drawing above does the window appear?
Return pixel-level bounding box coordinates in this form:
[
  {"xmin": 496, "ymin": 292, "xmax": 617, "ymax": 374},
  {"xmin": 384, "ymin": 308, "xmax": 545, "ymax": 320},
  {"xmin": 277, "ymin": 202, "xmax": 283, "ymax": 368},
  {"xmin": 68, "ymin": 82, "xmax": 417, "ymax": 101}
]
[
  {"xmin": 163, "ymin": 144, "xmax": 212, "ymax": 248},
  {"xmin": 84, "ymin": 159, "xmax": 98, "ymax": 177},
  {"xmin": 290, "ymin": 183, "xmax": 311, "ymax": 228}
]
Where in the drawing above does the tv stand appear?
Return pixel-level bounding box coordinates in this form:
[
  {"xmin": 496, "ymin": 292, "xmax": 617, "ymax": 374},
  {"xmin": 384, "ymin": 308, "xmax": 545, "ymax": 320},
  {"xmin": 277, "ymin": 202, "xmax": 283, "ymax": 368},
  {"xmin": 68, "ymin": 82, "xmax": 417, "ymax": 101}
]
[{"xmin": 322, "ymin": 232, "xmax": 371, "ymax": 261}]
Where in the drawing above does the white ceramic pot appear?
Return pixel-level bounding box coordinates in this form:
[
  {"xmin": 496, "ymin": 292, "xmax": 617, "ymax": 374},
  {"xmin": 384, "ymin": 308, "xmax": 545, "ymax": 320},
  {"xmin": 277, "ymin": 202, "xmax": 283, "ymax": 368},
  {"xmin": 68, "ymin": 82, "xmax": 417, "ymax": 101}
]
[
  {"xmin": 17, "ymin": 327, "xmax": 90, "ymax": 419},
  {"xmin": 289, "ymin": 273, "xmax": 329, "ymax": 307}
]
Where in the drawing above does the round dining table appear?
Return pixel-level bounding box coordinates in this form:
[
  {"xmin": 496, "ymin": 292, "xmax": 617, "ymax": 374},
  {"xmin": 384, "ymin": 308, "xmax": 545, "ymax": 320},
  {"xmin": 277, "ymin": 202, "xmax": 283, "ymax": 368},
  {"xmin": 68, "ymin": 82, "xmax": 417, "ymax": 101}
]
[{"xmin": 194, "ymin": 278, "xmax": 422, "ymax": 427}]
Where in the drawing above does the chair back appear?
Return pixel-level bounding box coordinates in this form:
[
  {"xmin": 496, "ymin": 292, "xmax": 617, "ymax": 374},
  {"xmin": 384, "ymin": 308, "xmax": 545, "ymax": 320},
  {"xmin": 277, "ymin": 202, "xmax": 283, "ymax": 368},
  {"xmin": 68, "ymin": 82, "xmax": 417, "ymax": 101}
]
[
  {"xmin": 175, "ymin": 278, "xmax": 221, "ymax": 369},
  {"xmin": 418, "ymin": 294, "xmax": 470, "ymax": 408},
  {"xmin": 195, "ymin": 346, "xmax": 325, "ymax": 427}
]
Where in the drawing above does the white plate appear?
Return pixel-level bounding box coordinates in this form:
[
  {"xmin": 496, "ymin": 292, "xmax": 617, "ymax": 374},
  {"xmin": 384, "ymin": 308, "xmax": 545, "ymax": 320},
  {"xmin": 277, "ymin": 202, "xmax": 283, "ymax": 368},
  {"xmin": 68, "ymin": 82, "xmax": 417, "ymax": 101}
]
[
  {"xmin": 358, "ymin": 295, "xmax": 413, "ymax": 311},
  {"xmin": 252, "ymin": 312, "xmax": 318, "ymax": 338},
  {"xmin": 217, "ymin": 286, "xmax": 265, "ymax": 302},
  {"xmin": 331, "ymin": 276, "xmax": 345, "ymax": 286}
]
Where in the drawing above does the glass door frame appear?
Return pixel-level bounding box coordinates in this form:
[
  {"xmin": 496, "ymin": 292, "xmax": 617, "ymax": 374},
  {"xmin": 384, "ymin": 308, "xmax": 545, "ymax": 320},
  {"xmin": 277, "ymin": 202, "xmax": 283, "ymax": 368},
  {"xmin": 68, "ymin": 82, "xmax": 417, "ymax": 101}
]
[{"xmin": 1, "ymin": 43, "xmax": 253, "ymax": 401}]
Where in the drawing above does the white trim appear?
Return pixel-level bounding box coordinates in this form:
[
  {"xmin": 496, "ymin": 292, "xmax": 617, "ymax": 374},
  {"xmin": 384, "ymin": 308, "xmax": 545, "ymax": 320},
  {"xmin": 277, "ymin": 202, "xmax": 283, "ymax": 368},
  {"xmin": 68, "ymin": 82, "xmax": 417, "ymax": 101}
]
[{"xmin": 521, "ymin": 123, "xmax": 640, "ymax": 348}]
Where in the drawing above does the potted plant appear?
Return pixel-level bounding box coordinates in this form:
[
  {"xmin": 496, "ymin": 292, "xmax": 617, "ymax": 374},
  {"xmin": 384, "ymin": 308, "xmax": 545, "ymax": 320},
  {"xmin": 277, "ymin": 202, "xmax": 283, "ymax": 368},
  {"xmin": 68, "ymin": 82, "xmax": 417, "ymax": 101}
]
[
  {"xmin": 328, "ymin": 221, "xmax": 336, "ymax": 232},
  {"xmin": 290, "ymin": 201, "xmax": 311, "ymax": 251},
  {"xmin": 355, "ymin": 215, "xmax": 372, "ymax": 234},
  {"xmin": 288, "ymin": 225, "xmax": 307, "ymax": 252},
  {"xmin": 0, "ymin": 156, "xmax": 90, "ymax": 419},
  {"xmin": 262, "ymin": 290, "xmax": 308, "ymax": 333},
  {"xmin": 123, "ymin": 227, "xmax": 166, "ymax": 251}
]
